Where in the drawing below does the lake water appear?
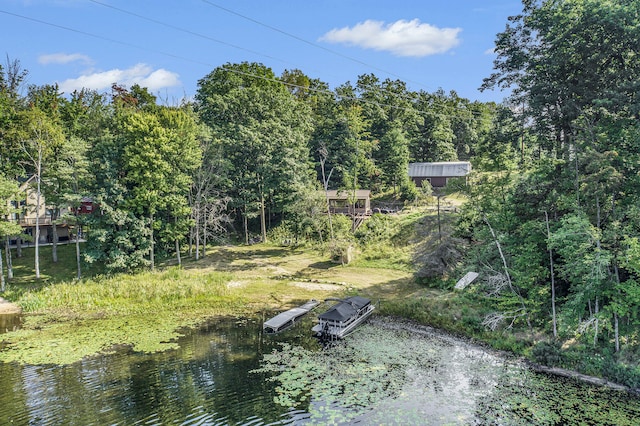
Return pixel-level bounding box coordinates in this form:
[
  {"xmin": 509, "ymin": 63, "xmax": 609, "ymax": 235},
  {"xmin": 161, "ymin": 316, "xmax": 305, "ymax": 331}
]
[
  {"xmin": 0, "ymin": 315, "xmax": 638, "ymax": 425},
  {"xmin": 0, "ymin": 313, "xmax": 20, "ymax": 334}
]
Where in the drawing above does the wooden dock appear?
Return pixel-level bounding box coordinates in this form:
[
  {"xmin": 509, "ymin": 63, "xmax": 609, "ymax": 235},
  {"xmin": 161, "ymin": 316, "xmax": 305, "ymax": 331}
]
[{"xmin": 263, "ymin": 300, "xmax": 320, "ymax": 334}]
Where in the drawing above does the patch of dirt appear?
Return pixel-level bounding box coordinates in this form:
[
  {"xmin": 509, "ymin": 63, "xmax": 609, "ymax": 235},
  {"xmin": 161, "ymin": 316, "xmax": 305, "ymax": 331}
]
[
  {"xmin": 0, "ymin": 297, "xmax": 21, "ymax": 314},
  {"xmin": 226, "ymin": 281, "xmax": 247, "ymax": 289},
  {"xmin": 292, "ymin": 282, "xmax": 344, "ymax": 291}
]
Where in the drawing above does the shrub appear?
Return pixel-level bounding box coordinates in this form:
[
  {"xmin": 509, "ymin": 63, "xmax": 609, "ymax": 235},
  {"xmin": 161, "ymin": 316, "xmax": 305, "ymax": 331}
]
[
  {"xmin": 355, "ymin": 213, "xmax": 392, "ymax": 246},
  {"xmin": 532, "ymin": 341, "xmax": 564, "ymax": 366}
]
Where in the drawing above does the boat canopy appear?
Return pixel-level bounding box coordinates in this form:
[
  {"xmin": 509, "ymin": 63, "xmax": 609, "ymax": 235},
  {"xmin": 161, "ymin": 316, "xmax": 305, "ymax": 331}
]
[{"xmin": 318, "ymin": 296, "xmax": 371, "ymax": 322}]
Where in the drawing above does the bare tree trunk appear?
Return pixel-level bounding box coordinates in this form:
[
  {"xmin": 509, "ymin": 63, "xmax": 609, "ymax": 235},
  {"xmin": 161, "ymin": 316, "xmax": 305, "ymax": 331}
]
[
  {"xmin": 260, "ymin": 192, "xmax": 267, "ymax": 243},
  {"xmin": 545, "ymin": 211, "xmax": 557, "ymax": 338},
  {"xmin": 75, "ymin": 227, "xmax": 81, "ymax": 280},
  {"xmin": 35, "ymin": 160, "xmax": 42, "ymax": 279},
  {"xmin": 594, "ymin": 196, "xmax": 601, "ymax": 347},
  {"xmin": 52, "ymin": 214, "xmax": 58, "ymax": 263},
  {"xmin": 203, "ymin": 224, "xmax": 207, "ymax": 257},
  {"xmin": 243, "ymin": 207, "xmax": 249, "ymax": 245},
  {"xmin": 16, "ymin": 236, "xmax": 22, "ymax": 258},
  {"xmin": 485, "ymin": 216, "xmax": 531, "ymax": 329},
  {"xmin": 594, "ymin": 296, "xmax": 599, "ymax": 347},
  {"xmin": 175, "ymin": 239, "xmax": 181, "ymax": 266},
  {"xmin": 614, "ymin": 312, "xmax": 619, "ymax": 353},
  {"xmin": 5, "ymin": 237, "xmax": 13, "ymax": 280},
  {"xmin": 0, "ymin": 244, "xmax": 5, "ymax": 292},
  {"xmin": 195, "ymin": 206, "xmax": 201, "ymax": 260},
  {"xmin": 319, "ymin": 147, "xmax": 334, "ymax": 240},
  {"xmin": 149, "ymin": 213, "xmax": 155, "ymax": 271},
  {"xmin": 614, "ymin": 263, "xmax": 621, "ymax": 352}
]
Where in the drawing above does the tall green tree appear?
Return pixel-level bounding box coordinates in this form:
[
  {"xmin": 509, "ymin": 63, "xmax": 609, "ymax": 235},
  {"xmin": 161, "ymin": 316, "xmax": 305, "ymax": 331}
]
[
  {"xmin": 196, "ymin": 62, "xmax": 313, "ymax": 244},
  {"xmin": 0, "ymin": 175, "xmax": 23, "ymax": 291},
  {"xmin": 17, "ymin": 107, "xmax": 64, "ymax": 279},
  {"xmin": 0, "ymin": 58, "xmax": 28, "ymax": 178},
  {"xmin": 86, "ymin": 85, "xmax": 200, "ymax": 273},
  {"xmin": 58, "ymin": 89, "xmax": 104, "ymax": 278},
  {"xmin": 377, "ymin": 124, "xmax": 411, "ymax": 195},
  {"xmin": 410, "ymin": 90, "xmax": 457, "ymax": 162},
  {"xmin": 118, "ymin": 107, "xmax": 200, "ymax": 269},
  {"xmin": 482, "ymin": 0, "xmax": 640, "ymax": 157}
]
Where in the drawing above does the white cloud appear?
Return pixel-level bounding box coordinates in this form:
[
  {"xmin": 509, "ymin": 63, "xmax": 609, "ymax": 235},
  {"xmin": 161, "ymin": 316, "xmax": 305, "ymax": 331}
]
[
  {"xmin": 57, "ymin": 63, "xmax": 181, "ymax": 93},
  {"xmin": 484, "ymin": 47, "xmax": 496, "ymax": 55},
  {"xmin": 320, "ymin": 19, "xmax": 461, "ymax": 57},
  {"xmin": 39, "ymin": 53, "xmax": 93, "ymax": 65}
]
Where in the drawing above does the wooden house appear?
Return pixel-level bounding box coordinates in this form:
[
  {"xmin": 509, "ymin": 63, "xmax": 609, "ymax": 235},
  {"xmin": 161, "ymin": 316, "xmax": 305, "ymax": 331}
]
[
  {"xmin": 8, "ymin": 177, "xmax": 95, "ymax": 245},
  {"xmin": 325, "ymin": 189, "xmax": 371, "ymax": 216}
]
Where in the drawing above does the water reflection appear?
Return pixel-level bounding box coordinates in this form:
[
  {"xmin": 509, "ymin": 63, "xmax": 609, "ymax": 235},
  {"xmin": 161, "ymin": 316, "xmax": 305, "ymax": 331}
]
[
  {"xmin": 0, "ymin": 317, "xmax": 318, "ymax": 425},
  {"xmin": 0, "ymin": 316, "xmax": 638, "ymax": 425},
  {"xmin": 0, "ymin": 313, "xmax": 21, "ymax": 334}
]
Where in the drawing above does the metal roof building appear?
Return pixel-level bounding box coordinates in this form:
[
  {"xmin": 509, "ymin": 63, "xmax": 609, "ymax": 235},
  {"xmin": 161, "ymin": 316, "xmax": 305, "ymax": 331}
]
[{"xmin": 408, "ymin": 161, "xmax": 472, "ymax": 188}]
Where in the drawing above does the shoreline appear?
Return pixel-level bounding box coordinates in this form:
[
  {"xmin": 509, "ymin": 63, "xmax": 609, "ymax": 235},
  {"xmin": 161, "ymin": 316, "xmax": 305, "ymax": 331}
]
[{"xmin": 0, "ymin": 297, "xmax": 21, "ymax": 315}]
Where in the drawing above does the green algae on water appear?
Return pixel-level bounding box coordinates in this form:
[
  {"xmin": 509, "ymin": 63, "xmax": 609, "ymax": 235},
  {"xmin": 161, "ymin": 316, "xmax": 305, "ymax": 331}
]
[{"xmin": 0, "ymin": 314, "xmax": 187, "ymax": 365}]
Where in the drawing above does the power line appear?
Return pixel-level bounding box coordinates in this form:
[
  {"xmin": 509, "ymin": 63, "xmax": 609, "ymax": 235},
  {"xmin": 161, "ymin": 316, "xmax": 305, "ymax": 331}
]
[
  {"xmin": 199, "ymin": 0, "xmax": 433, "ymax": 92},
  {"xmin": 86, "ymin": 0, "xmax": 295, "ymax": 69},
  {"xmin": 0, "ymin": 9, "xmax": 211, "ymax": 69},
  {"xmin": 85, "ymin": 0, "xmax": 473, "ymax": 110},
  {"xmin": 0, "ymin": 9, "xmax": 490, "ymax": 121},
  {"xmin": 86, "ymin": 0, "xmax": 426, "ymax": 105}
]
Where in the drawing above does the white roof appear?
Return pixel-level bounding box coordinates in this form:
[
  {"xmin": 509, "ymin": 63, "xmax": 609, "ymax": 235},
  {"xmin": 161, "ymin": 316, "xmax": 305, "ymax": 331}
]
[
  {"xmin": 408, "ymin": 162, "xmax": 471, "ymax": 178},
  {"xmin": 325, "ymin": 190, "xmax": 370, "ymax": 199}
]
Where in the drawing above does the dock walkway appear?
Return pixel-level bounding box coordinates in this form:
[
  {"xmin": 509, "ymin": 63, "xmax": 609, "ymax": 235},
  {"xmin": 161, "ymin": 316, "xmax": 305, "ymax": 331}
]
[{"xmin": 263, "ymin": 300, "xmax": 319, "ymax": 334}]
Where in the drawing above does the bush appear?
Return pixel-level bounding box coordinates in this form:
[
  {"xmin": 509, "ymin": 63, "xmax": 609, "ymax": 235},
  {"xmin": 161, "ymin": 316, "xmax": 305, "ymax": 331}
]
[
  {"xmin": 355, "ymin": 213, "xmax": 392, "ymax": 246},
  {"xmin": 532, "ymin": 341, "xmax": 564, "ymax": 366},
  {"xmin": 328, "ymin": 240, "xmax": 354, "ymax": 264},
  {"xmin": 399, "ymin": 178, "xmax": 418, "ymax": 202},
  {"xmin": 602, "ymin": 360, "xmax": 640, "ymax": 389}
]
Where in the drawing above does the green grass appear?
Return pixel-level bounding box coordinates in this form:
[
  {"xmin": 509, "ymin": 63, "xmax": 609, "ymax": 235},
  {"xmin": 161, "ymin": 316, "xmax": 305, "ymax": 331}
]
[
  {"xmin": 15, "ymin": 267, "xmax": 233, "ymax": 315},
  {"xmin": 7, "ymin": 243, "xmax": 86, "ymax": 285}
]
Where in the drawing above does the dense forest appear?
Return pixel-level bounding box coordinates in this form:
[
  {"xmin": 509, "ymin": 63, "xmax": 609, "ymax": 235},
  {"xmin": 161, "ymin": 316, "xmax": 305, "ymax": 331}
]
[{"xmin": 1, "ymin": 0, "xmax": 639, "ymax": 385}]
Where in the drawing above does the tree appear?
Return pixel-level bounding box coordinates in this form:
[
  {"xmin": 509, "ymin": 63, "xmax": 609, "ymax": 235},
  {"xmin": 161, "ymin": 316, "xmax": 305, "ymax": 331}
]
[
  {"xmin": 196, "ymin": 62, "xmax": 313, "ymax": 244},
  {"xmin": 475, "ymin": 104, "xmax": 522, "ymax": 172},
  {"xmin": 410, "ymin": 90, "xmax": 457, "ymax": 162},
  {"xmin": 482, "ymin": 0, "xmax": 640, "ymax": 157},
  {"xmin": 189, "ymin": 123, "xmax": 231, "ymax": 260},
  {"xmin": 28, "ymin": 84, "xmax": 84, "ymax": 264},
  {"xmin": 0, "ymin": 58, "xmax": 28, "ymax": 178},
  {"xmin": 58, "ymin": 89, "xmax": 103, "ymax": 278},
  {"xmin": 549, "ymin": 213, "xmax": 612, "ymax": 346},
  {"xmin": 119, "ymin": 107, "xmax": 200, "ymax": 269},
  {"xmin": 17, "ymin": 107, "xmax": 64, "ymax": 279},
  {"xmin": 0, "ymin": 175, "xmax": 23, "ymax": 291},
  {"xmin": 377, "ymin": 124, "xmax": 410, "ymax": 195}
]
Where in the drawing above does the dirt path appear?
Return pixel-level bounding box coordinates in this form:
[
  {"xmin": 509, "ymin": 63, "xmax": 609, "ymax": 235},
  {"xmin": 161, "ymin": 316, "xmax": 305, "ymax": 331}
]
[{"xmin": 0, "ymin": 297, "xmax": 21, "ymax": 315}]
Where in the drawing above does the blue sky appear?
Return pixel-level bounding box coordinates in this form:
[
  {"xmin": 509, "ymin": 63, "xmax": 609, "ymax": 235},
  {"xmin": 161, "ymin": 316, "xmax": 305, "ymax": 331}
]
[{"xmin": 1, "ymin": 0, "xmax": 523, "ymax": 104}]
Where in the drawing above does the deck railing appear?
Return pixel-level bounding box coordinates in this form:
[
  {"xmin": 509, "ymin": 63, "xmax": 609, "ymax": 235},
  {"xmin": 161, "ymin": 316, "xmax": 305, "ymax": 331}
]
[{"xmin": 14, "ymin": 217, "xmax": 54, "ymax": 226}]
